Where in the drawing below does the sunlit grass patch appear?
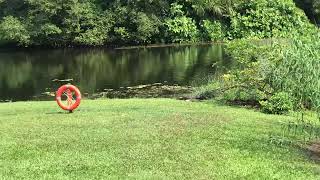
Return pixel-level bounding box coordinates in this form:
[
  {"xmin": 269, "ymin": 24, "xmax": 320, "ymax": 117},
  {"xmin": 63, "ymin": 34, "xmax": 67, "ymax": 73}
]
[{"xmin": 0, "ymin": 99, "xmax": 319, "ymax": 179}]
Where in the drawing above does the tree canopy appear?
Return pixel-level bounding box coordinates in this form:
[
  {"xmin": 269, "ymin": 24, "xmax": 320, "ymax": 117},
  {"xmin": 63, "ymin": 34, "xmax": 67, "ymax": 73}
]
[{"xmin": 0, "ymin": 0, "xmax": 317, "ymax": 47}]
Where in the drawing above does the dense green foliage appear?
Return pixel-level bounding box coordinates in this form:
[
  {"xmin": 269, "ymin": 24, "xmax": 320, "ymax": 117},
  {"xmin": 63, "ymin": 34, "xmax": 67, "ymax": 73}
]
[
  {"xmin": 229, "ymin": 0, "xmax": 310, "ymax": 38},
  {"xmin": 207, "ymin": 39, "xmax": 280, "ymax": 105},
  {"xmin": 260, "ymin": 92, "xmax": 294, "ymax": 114},
  {"xmin": 0, "ymin": 0, "xmax": 316, "ymax": 47},
  {"xmin": 271, "ymin": 36, "xmax": 320, "ymax": 110},
  {"xmin": 201, "ymin": 33, "xmax": 320, "ymax": 114}
]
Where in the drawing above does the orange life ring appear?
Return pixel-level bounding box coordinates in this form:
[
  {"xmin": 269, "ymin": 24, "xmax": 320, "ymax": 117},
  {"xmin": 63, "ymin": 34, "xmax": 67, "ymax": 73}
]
[{"xmin": 56, "ymin": 85, "xmax": 81, "ymax": 111}]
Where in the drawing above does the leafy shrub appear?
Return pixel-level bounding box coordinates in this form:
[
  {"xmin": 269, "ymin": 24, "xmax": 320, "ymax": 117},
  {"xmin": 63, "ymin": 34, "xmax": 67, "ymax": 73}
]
[
  {"xmin": 111, "ymin": 7, "xmax": 160, "ymax": 44},
  {"xmin": 0, "ymin": 16, "xmax": 30, "ymax": 45},
  {"xmin": 201, "ymin": 20, "xmax": 225, "ymax": 42},
  {"xmin": 113, "ymin": 27, "xmax": 130, "ymax": 42},
  {"xmin": 40, "ymin": 24, "xmax": 62, "ymax": 36},
  {"xmin": 72, "ymin": 4, "xmax": 113, "ymax": 46},
  {"xmin": 164, "ymin": 3, "xmax": 199, "ymax": 43},
  {"xmin": 133, "ymin": 13, "xmax": 161, "ymax": 44},
  {"xmin": 260, "ymin": 92, "xmax": 293, "ymax": 114},
  {"xmin": 229, "ymin": 0, "xmax": 310, "ymax": 39},
  {"xmin": 217, "ymin": 34, "xmax": 320, "ymax": 113},
  {"xmin": 74, "ymin": 28, "xmax": 108, "ymax": 46},
  {"xmin": 215, "ymin": 39, "xmax": 283, "ymax": 104},
  {"xmin": 220, "ymin": 71, "xmax": 272, "ymax": 106},
  {"xmin": 164, "ymin": 17, "xmax": 199, "ymax": 43}
]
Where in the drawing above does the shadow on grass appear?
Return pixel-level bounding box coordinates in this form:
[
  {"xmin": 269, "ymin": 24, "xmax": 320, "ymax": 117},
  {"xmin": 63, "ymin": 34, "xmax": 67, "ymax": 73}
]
[{"xmin": 45, "ymin": 112, "xmax": 69, "ymax": 115}]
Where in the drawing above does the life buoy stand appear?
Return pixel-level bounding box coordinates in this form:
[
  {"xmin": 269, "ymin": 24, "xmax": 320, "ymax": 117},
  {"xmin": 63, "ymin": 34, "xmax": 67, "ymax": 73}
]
[{"xmin": 56, "ymin": 85, "xmax": 81, "ymax": 112}]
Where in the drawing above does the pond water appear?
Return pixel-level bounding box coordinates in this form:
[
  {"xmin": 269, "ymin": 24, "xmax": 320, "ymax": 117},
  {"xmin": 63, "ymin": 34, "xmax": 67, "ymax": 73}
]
[{"xmin": 0, "ymin": 44, "xmax": 229, "ymax": 101}]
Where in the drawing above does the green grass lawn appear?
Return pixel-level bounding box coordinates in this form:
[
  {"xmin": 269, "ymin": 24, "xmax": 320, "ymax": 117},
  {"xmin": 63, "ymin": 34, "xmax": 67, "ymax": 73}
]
[{"xmin": 0, "ymin": 99, "xmax": 319, "ymax": 179}]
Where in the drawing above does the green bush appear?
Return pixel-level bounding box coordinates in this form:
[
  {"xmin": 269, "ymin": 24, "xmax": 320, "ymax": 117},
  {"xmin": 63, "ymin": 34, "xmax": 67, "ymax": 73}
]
[
  {"xmin": 71, "ymin": 4, "xmax": 113, "ymax": 46},
  {"xmin": 217, "ymin": 34, "xmax": 320, "ymax": 113},
  {"xmin": 110, "ymin": 7, "xmax": 161, "ymax": 44},
  {"xmin": 164, "ymin": 3, "xmax": 199, "ymax": 43},
  {"xmin": 0, "ymin": 16, "xmax": 30, "ymax": 45},
  {"xmin": 74, "ymin": 28, "xmax": 107, "ymax": 46},
  {"xmin": 215, "ymin": 39, "xmax": 282, "ymax": 104},
  {"xmin": 201, "ymin": 20, "xmax": 225, "ymax": 42},
  {"xmin": 229, "ymin": 0, "xmax": 309, "ymax": 39},
  {"xmin": 260, "ymin": 92, "xmax": 294, "ymax": 114},
  {"xmin": 222, "ymin": 87, "xmax": 268, "ymax": 106},
  {"xmin": 133, "ymin": 13, "xmax": 161, "ymax": 44}
]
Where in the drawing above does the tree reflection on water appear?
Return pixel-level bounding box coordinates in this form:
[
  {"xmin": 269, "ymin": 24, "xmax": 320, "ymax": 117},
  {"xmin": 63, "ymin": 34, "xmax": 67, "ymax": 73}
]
[{"xmin": 0, "ymin": 44, "xmax": 229, "ymax": 101}]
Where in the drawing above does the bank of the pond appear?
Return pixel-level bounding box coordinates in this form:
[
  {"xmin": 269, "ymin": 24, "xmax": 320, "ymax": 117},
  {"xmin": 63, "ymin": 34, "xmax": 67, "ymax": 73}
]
[
  {"xmin": 38, "ymin": 83, "xmax": 194, "ymax": 101},
  {"xmin": 0, "ymin": 99, "xmax": 319, "ymax": 179}
]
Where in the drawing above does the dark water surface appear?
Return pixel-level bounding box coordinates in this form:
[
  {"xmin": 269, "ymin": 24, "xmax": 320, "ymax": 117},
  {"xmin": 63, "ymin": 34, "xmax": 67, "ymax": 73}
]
[{"xmin": 0, "ymin": 44, "xmax": 229, "ymax": 101}]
